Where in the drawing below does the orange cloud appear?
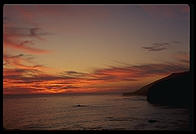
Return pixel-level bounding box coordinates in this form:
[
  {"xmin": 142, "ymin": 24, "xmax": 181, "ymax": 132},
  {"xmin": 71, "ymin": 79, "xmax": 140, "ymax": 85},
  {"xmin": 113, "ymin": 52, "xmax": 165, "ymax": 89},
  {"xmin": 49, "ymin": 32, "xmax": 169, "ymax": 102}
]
[
  {"xmin": 3, "ymin": 60, "xmax": 189, "ymax": 95},
  {"xmin": 3, "ymin": 54, "xmax": 50, "ymax": 73},
  {"xmin": 5, "ymin": 40, "xmax": 50, "ymax": 54}
]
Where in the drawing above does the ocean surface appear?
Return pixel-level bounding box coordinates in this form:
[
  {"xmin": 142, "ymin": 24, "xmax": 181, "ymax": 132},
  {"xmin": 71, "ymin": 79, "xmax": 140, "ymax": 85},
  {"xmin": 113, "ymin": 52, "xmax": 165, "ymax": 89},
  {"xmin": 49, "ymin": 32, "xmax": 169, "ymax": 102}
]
[{"xmin": 3, "ymin": 94, "xmax": 192, "ymax": 130}]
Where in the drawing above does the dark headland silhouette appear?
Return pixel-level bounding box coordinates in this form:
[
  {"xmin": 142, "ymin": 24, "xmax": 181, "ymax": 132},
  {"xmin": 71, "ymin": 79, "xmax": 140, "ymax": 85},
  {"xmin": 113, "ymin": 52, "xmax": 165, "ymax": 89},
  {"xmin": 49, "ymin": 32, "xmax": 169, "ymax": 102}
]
[{"xmin": 123, "ymin": 71, "xmax": 193, "ymax": 108}]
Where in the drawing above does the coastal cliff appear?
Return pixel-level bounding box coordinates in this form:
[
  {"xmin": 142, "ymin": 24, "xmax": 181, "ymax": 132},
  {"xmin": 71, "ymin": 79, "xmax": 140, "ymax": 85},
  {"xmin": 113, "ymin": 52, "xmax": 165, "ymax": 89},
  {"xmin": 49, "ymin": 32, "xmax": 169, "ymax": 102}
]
[
  {"xmin": 123, "ymin": 71, "xmax": 193, "ymax": 108},
  {"xmin": 147, "ymin": 71, "xmax": 192, "ymax": 108}
]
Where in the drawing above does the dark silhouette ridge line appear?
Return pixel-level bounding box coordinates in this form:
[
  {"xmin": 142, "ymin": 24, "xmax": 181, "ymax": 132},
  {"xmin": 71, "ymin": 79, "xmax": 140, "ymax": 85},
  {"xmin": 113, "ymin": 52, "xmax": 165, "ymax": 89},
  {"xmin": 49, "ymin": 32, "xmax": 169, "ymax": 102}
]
[{"xmin": 123, "ymin": 71, "xmax": 193, "ymax": 108}]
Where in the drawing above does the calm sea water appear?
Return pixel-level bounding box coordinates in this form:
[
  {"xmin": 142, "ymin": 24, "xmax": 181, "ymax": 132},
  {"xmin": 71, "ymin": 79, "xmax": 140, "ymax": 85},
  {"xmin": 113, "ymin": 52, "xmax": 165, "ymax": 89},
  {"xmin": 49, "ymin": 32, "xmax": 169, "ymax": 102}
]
[{"xmin": 3, "ymin": 94, "xmax": 192, "ymax": 130}]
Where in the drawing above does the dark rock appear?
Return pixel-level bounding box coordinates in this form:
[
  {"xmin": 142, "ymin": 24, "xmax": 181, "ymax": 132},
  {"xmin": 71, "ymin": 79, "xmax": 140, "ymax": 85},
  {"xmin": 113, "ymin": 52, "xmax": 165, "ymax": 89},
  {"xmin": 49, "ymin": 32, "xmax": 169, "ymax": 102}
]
[
  {"xmin": 147, "ymin": 71, "xmax": 193, "ymax": 108},
  {"xmin": 74, "ymin": 104, "xmax": 88, "ymax": 107},
  {"xmin": 148, "ymin": 119, "xmax": 158, "ymax": 123},
  {"xmin": 123, "ymin": 71, "xmax": 193, "ymax": 108}
]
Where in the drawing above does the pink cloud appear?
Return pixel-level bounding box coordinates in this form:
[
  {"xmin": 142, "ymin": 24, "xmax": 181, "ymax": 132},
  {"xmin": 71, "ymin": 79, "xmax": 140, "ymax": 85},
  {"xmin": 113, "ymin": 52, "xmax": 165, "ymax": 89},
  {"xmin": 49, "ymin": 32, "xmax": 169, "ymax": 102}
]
[
  {"xmin": 3, "ymin": 27, "xmax": 51, "ymax": 54},
  {"xmin": 4, "ymin": 38, "xmax": 51, "ymax": 54}
]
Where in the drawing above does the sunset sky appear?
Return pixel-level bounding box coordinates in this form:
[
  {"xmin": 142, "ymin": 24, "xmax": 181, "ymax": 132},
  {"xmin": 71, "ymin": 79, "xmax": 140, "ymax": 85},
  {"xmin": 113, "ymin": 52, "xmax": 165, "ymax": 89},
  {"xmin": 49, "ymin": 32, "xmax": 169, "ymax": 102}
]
[{"xmin": 3, "ymin": 4, "xmax": 190, "ymax": 95}]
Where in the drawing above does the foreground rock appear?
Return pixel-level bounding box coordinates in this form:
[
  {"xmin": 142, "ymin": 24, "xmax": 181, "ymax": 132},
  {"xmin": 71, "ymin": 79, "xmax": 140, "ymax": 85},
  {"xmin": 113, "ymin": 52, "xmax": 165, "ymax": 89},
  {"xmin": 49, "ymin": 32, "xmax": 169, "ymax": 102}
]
[
  {"xmin": 123, "ymin": 71, "xmax": 193, "ymax": 108},
  {"xmin": 147, "ymin": 71, "xmax": 192, "ymax": 108}
]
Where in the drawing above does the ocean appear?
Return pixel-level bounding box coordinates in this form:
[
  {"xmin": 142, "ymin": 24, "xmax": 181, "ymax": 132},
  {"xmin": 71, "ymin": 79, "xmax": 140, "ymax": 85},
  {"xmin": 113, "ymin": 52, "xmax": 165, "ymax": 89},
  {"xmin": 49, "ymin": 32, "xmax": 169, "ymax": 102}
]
[{"xmin": 3, "ymin": 94, "xmax": 192, "ymax": 130}]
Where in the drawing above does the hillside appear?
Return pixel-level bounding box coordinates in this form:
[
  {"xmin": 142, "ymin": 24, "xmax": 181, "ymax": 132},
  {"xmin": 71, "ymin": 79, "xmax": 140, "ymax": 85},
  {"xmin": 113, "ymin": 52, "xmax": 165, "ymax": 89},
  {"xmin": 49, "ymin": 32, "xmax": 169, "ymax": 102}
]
[
  {"xmin": 123, "ymin": 71, "xmax": 193, "ymax": 108},
  {"xmin": 147, "ymin": 71, "xmax": 192, "ymax": 108}
]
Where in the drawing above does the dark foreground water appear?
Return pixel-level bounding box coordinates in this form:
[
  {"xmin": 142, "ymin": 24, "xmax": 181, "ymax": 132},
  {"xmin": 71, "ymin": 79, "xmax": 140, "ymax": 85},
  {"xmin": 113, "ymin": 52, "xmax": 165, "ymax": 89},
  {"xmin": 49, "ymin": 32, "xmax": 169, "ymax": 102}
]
[{"xmin": 3, "ymin": 94, "xmax": 192, "ymax": 130}]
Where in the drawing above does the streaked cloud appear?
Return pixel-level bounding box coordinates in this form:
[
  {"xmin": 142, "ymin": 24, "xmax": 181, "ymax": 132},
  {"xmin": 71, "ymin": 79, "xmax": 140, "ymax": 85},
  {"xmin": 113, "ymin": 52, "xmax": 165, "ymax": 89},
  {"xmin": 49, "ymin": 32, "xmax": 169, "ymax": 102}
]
[
  {"xmin": 142, "ymin": 42, "xmax": 170, "ymax": 52},
  {"xmin": 172, "ymin": 41, "xmax": 182, "ymax": 44},
  {"xmin": 3, "ymin": 54, "xmax": 49, "ymax": 72},
  {"xmin": 4, "ymin": 38, "xmax": 51, "ymax": 54},
  {"xmin": 3, "ymin": 60, "xmax": 189, "ymax": 94},
  {"xmin": 4, "ymin": 25, "xmax": 51, "ymax": 54},
  {"xmin": 63, "ymin": 71, "xmax": 88, "ymax": 78},
  {"xmin": 5, "ymin": 27, "xmax": 50, "ymax": 40}
]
